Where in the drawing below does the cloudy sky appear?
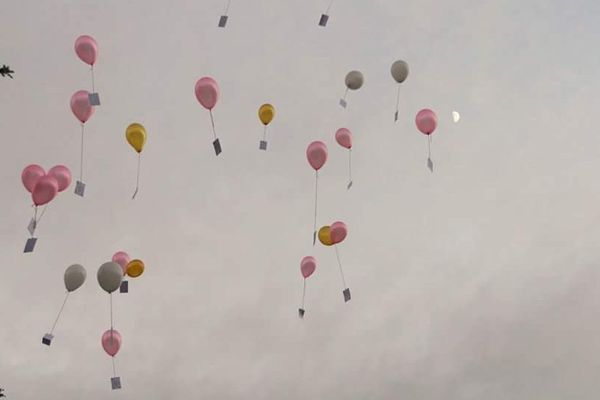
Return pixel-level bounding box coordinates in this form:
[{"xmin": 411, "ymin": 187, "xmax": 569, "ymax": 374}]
[{"xmin": 2, "ymin": 0, "xmax": 600, "ymax": 398}]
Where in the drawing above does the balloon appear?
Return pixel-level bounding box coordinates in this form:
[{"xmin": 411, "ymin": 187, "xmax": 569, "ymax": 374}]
[
  {"xmin": 126, "ymin": 259, "xmax": 144, "ymax": 278},
  {"xmin": 330, "ymin": 221, "xmax": 348, "ymax": 244},
  {"xmin": 32, "ymin": 175, "xmax": 59, "ymax": 206},
  {"xmin": 345, "ymin": 71, "xmax": 364, "ymax": 90},
  {"xmin": 300, "ymin": 256, "xmax": 316, "ymax": 279},
  {"xmin": 306, "ymin": 141, "xmax": 328, "ymax": 171},
  {"xmin": 452, "ymin": 111, "xmax": 460, "ymax": 123},
  {"xmin": 21, "ymin": 164, "xmax": 45, "ymax": 193},
  {"xmin": 48, "ymin": 165, "xmax": 72, "ymax": 192},
  {"xmin": 74, "ymin": 35, "xmax": 98, "ymax": 66},
  {"xmin": 97, "ymin": 262, "xmax": 123, "ymax": 293},
  {"xmin": 64, "ymin": 264, "xmax": 87, "ymax": 292},
  {"xmin": 415, "ymin": 109, "xmax": 438, "ymax": 135},
  {"xmin": 318, "ymin": 226, "xmax": 334, "ymax": 246},
  {"xmin": 101, "ymin": 329, "xmax": 122, "ymax": 357},
  {"xmin": 126, "ymin": 123, "xmax": 147, "ymax": 153},
  {"xmin": 112, "ymin": 251, "xmax": 131, "ymax": 274},
  {"xmin": 194, "ymin": 77, "xmax": 219, "ymax": 110},
  {"xmin": 258, "ymin": 104, "xmax": 275, "ymax": 125},
  {"xmin": 335, "ymin": 128, "xmax": 352, "ymax": 149},
  {"xmin": 391, "ymin": 60, "xmax": 409, "ymax": 83},
  {"xmin": 70, "ymin": 90, "xmax": 94, "ymax": 123}
]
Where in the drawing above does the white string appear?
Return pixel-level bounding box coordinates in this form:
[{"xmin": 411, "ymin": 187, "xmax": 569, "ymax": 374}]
[
  {"xmin": 325, "ymin": 0, "xmax": 335, "ymax": 14},
  {"xmin": 334, "ymin": 245, "xmax": 347, "ymax": 289},
  {"xmin": 49, "ymin": 292, "xmax": 70, "ymax": 334}
]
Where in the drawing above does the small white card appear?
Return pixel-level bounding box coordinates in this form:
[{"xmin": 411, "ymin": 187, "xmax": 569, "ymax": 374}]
[
  {"xmin": 120, "ymin": 280, "xmax": 129, "ymax": 293},
  {"xmin": 42, "ymin": 333, "xmax": 54, "ymax": 346},
  {"xmin": 24, "ymin": 237, "xmax": 37, "ymax": 253},
  {"xmin": 298, "ymin": 308, "xmax": 305, "ymax": 319},
  {"xmin": 259, "ymin": 140, "xmax": 267, "ymax": 151},
  {"xmin": 339, "ymin": 98, "xmax": 347, "ymax": 108},
  {"xmin": 343, "ymin": 288, "xmax": 351, "ymax": 303},
  {"xmin": 427, "ymin": 158, "xmax": 433, "ymax": 172},
  {"xmin": 213, "ymin": 139, "xmax": 222, "ymax": 156},
  {"xmin": 218, "ymin": 15, "xmax": 228, "ymax": 27},
  {"xmin": 394, "ymin": 111, "xmax": 399, "ymax": 122},
  {"xmin": 111, "ymin": 377, "xmax": 122, "ymax": 390},
  {"xmin": 347, "ymin": 180, "xmax": 353, "ymax": 190},
  {"xmin": 318, "ymin": 14, "xmax": 329, "ymax": 26},
  {"xmin": 88, "ymin": 93, "xmax": 101, "ymax": 106},
  {"xmin": 75, "ymin": 180, "xmax": 85, "ymax": 197}
]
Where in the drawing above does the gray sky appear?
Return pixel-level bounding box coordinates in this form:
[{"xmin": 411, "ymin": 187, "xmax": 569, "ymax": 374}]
[{"xmin": 2, "ymin": 0, "xmax": 600, "ymax": 398}]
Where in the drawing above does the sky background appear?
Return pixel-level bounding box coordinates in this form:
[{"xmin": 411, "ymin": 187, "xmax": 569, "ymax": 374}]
[{"xmin": 2, "ymin": 0, "xmax": 600, "ymax": 398}]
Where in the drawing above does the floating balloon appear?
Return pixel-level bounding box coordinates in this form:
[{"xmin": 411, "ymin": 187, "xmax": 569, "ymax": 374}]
[
  {"xmin": 101, "ymin": 329, "xmax": 122, "ymax": 357},
  {"xmin": 195, "ymin": 77, "xmax": 222, "ymax": 156},
  {"xmin": 126, "ymin": 259, "xmax": 144, "ymax": 278},
  {"xmin": 335, "ymin": 128, "xmax": 353, "ymax": 189},
  {"xmin": 126, "ymin": 123, "xmax": 147, "ymax": 199},
  {"xmin": 452, "ymin": 111, "xmax": 460, "ymax": 123},
  {"xmin": 340, "ymin": 70, "xmax": 363, "ymax": 108},
  {"xmin": 21, "ymin": 164, "xmax": 45, "ymax": 193},
  {"xmin": 64, "ymin": 264, "xmax": 87, "ymax": 292},
  {"xmin": 258, "ymin": 104, "xmax": 275, "ymax": 150},
  {"xmin": 112, "ymin": 252, "xmax": 131, "ymax": 274},
  {"xmin": 70, "ymin": 90, "xmax": 94, "ymax": 124},
  {"xmin": 318, "ymin": 226, "xmax": 334, "ymax": 246},
  {"xmin": 330, "ymin": 221, "xmax": 348, "ymax": 244},
  {"xmin": 416, "ymin": 109, "xmax": 438, "ymax": 172},
  {"xmin": 48, "ymin": 165, "xmax": 72, "ymax": 192},
  {"xmin": 391, "ymin": 60, "xmax": 409, "ymax": 121},
  {"xmin": 97, "ymin": 262, "xmax": 123, "ymax": 294},
  {"xmin": 74, "ymin": 35, "xmax": 98, "ymax": 66},
  {"xmin": 307, "ymin": 141, "xmax": 328, "ymax": 245},
  {"xmin": 32, "ymin": 175, "xmax": 58, "ymax": 206},
  {"xmin": 299, "ymin": 256, "xmax": 317, "ymax": 319}
]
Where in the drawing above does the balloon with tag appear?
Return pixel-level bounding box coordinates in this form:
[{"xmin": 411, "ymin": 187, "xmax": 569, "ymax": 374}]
[
  {"xmin": 125, "ymin": 123, "xmax": 147, "ymax": 199},
  {"xmin": 415, "ymin": 109, "xmax": 438, "ymax": 172},
  {"xmin": 101, "ymin": 329, "xmax": 123, "ymax": 390},
  {"xmin": 318, "ymin": 221, "xmax": 351, "ymax": 302},
  {"xmin": 306, "ymin": 141, "xmax": 328, "ymax": 245},
  {"xmin": 298, "ymin": 256, "xmax": 317, "ymax": 318},
  {"xmin": 335, "ymin": 128, "xmax": 353, "ymax": 189},
  {"xmin": 391, "ymin": 60, "xmax": 409, "ymax": 121},
  {"xmin": 74, "ymin": 35, "xmax": 100, "ymax": 106},
  {"xmin": 70, "ymin": 90, "xmax": 95, "ymax": 196},
  {"xmin": 258, "ymin": 103, "xmax": 275, "ymax": 151},
  {"xmin": 195, "ymin": 77, "xmax": 222, "ymax": 156},
  {"xmin": 340, "ymin": 70, "xmax": 363, "ymax": 108},
  {"xmin": 42, "ymin": 264, "xmax": 87, "ymax": 346},
  {"xmin": 97, "ymin": 261, "xmax": 122, "ymax": 363}
]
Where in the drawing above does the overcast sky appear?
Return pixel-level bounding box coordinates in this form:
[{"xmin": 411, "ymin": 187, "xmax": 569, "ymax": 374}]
[{"xmin": 2, "ymin": 0, "xmax": 600, "ymax": 398}]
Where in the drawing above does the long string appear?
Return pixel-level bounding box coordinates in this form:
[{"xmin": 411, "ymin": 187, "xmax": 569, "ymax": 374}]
[
  {"xmin": 325, "ymin": 0, "xmax": 335, "ymax": 13},
  {"xmin": 262, "ymin": 125, "xmax": 267, "ymax": 141},
  {"xmin": 36, "ymin": 204, "xmax": 48, "ymax": 224},
  {"xmin": 209, "ymin": 109, "xmax": 217, "ymax": 140},
  {"xmin": 342, "ymin": 87, "xmax": 348, "ymax": 101},
  {"xmin": 223, "ymin": 0, "xmax": 231, "ymax": 14},
  {"xmin": 301, "ymin": 279, "xmax": 306, "ymax": 309},
  {"xmin": 348, "ymin": 149, "xmax": 352, "ymax": 184},
  {"xmin": 428, "ymin": 135, "xmax": 432, "ymax": 159},
  {"xmin": 112, "ymin": 356, "xmax": 117, "ymax": 377},
  {"xmin": 395, "ymin": 85, "xmax": 401, "ymax": 120},
  {"xmin": 334, "ymin": 245, "xmax": 347, "ymax": 289},
  {"xmin": 90, "ymin": 65, "xmax": 95, "ymax": 93},
  {"xmin": 132, "ymin": 153, "xmax": 141, "ymax": 199},
  {"xmin": 49, "ymin": 292, "xmax": 70, "ymax": 334},
  {"xmin": 79, "ymin": 123, "xmax": 85, "ymax": 181},
  {"xmin": 110, "ymin": 293, "xmax": 113, "ymax": 331},
  {"xmin": 312, "ymin": 171, "xmax": 319, "ymax": 245}
]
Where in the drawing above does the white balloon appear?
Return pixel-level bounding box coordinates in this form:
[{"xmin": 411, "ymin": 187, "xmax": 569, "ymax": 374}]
[
  {"xmin": 345, "ymin": 70, "xmax": 364, "ymax": 90},
  {"xmin": 390, "ymin": 60, "xmax": 409, "ymax": 83},
  {"xmin": 97, "ymin": 262, "xmax": 123, "ymax": 294},
  {"xmin": 64, "ymin": 264, "xmax": 86, "ymax": 292},
  {"xmin": 452, "ymin": 111, "xmax": 460, "ymax": 123}
]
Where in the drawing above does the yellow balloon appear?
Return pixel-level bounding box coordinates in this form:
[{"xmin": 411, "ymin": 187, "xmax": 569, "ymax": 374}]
[
  {"xmin": 126, "ymin": 259, "xmax": 145, "ymax": 278},
  {"xmin": 258, "ymin": 103, "xmax": 275, "ymax": 126},
  {"xmin": 126, "ymin": 123, "xmax": 147, "ymax": 153},
  {"xmin": 318, "ymin": 226, "xmax": 334, "ymax": 246}
]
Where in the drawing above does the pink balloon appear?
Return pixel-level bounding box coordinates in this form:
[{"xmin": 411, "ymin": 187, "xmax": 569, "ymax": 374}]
[
  {"xmin": 300, "ymin": 256, "xmax": 316, "ymax": 279},
  {"xmin": 194, "ymin": 77, "xmax": 220, "ymax": 110},
  {"xmin": 112, "ymin": 251, "xmax": 131, "ymax": 274},
  {"xmin": 70, "ymin": 90, "xmax": 94, "ymax": 123},
  {"xmin": 31, "ymin": 175, "xmax": 59, "ymax": 206},
  {"xmin": 48, "ymin": 165, "xmax": 72, "ymax": 192},
  {"xmin": 306, "ymin": 141, "xmax": 328, "ymax": 171},
  {"xmin": 74, "ymin": 35, "xmax": 98, "ymax": 66},
  {"xmin": 415, "ymin": 109, "xmax": 438, "ymax": 135},
  {"xmin": 21, "ymin": 164, "xmax": 45, "ymax": 193},
  {"xmin": 101, "ymin": 329, "xmax": 122, "ymax": 357},
  {"xmin": 330, "ymin": 221, "xmax": 348, "ymax": 244},
  {"xmin": 335, "ymin": 128, "xmax": 353, "ymax": 149}
]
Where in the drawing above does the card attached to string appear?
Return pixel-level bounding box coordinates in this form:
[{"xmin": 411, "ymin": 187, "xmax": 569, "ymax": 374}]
[
  {"xmin": 394, "ymin": 111, "xmax": 399, "ymax": 122},
  {"xmin": 213, "ymin": 139, "xmax": 222, "ymax": 156},
  {"xmin": 111, "ymin": 377, "xmax": 122, "ymax": 390},
  {"xmin": 75, "ymin": 181, "xmax": 86, "ymax": 197},
  {"xmin": 42, "ymin": 333, "xmax": 54, "ymax": 346},
  {"xmin": 27, "ymin": 218, "xmax": 37, "ymax": 236},
  {"xmin": 319, "ymin": 14, "xmax": 329, "ymax": 26},
  {"xmin": 347, "ymin": 180, "xmax": 353, "ymax": 190},
  {"xmin": 259, "ymin": 140, "xmax": 267, "ymax": 151},
  {"xmin": 120, "ymin": 280, "xmax": 129, "ymax": 294},
  {"xmin": 343, "ymin": 288, "xmax": 351, "ymax": 303},
  {"xmin": 339, "ymin": 98, "xmax": 347, "ymax": 108},
  {"xmin": 298, "ymin": 308, "xmax": 305, "ymax": 319},
  {"xmin": 88, "ymin": 92, "xmax": 101, "ymax": 106},
  {"xmin": 427, "ymin": 158, "xmax": 434, "ymax": 172},
  {"xmin": 218, "ymin": 15, "xmax": 228, "ymax": 27},
  {"xmin": 24, "ymin": 237, "xmax": 37, "ymax": 253}
]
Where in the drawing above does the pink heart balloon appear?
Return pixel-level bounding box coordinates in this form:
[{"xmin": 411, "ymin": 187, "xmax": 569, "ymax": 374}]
[
  {"xmin": 21, "ymin": 164, "xmax": 45, "ymax": 193},
  {"xmin": 335, "ymin": 128, "xmax": 353, "ymax": 149},
  {"xmin": 415, "ymin": 109, "xmax": 438, "ymax": 135},
  {"xmin": 112, "ymin": 251, "xmax": 131, "ymax": 274},
  {"xmin": 101, "ymin": 329, "xmax": 122, "ymax": 357},
  {"xmin": 300, "ymin": 256, "xmax": 317, "ymax": 279},
  {"xmin": 330, "ymin": 221, "xmax": 348, "ymax": 244},
  {"xmin": 48, "ymin": 165, "xmax": 72, "ymax": 192},
  {"xmin": 306, "ymin": 141, "xmax": 328, "ymax": 171},
  {"xmin": 194, "ymin": 77, "xmax": 220, "ymax": 110},
  {"xmin": 31, "ymin": 175, "xmax": 59, "ymax": 206},
  {"xmin": 74, "ymin": 35, "xmax": 98, "ymax": 66},
  {"xmin": 70, "ymin": 90, "xmax": 94, "ymax": 123}
]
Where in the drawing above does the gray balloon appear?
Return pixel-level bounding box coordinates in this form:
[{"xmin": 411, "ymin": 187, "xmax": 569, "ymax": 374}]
[
  {"xmin": 64, "ymin": 264, "xmax": 86, "ymax": 292},
  {"xmin": 97, "ymin": 262, "xmax": 123, "ymax": 294},
  {"xmin": 391, "ymin": 60, "xmax": 409, "ymax": 83},
  {"xmin": 345, "ymin": 70, "xmax": 364, "ymax": 90}
]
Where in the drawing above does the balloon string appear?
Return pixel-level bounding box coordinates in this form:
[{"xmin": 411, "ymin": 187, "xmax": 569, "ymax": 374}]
[
  {"xmin": 395, "ymin": 85, "xmax": 401, "ymax": 117},
  {"xmin": 342, "ymin": 87, "xmax": 348, "ymax": 101},
  {"xmin": 36, "ymin": 204, "xmax": 48, "ymax": 224},
  {"xmin": 31, "ymin": 205, "xmax": 38, "ymax": 237},
  {"xmin": 90, "ymin": 65, "xmax": 95, "ymax": 93},
  {"xmin": 325, "ymin": 0, "xmax": 335, "ymax": 14},
  {"xmin": 209, "ymin": 110, "xmax": 217, "ymax": 140},
  {"xmin": 334, "ymin": 245, "xmax": 347, "ymax": 289},
  {"xmin": 132, "ymin": 153, "xmax": 141, "ymax": 199},
  {"xmin": 263, "ymin": 125, "xmax": 267, "ymax": 141},
  {"xmin": 428, "ymin": 135, "xmax": 432, "ymax": 159},
  {"xmin": 49, "ymin": 292, "xmax": 70, "ymax": 335},
  {"xmin": 313, "ymin": 171, "xmax": 319, "ymax": 246},
  {"xmin": 110, "ymin": 293, "xmax": 113, "ymax": 331},
  {"xmin": 79, "ymin": 124, "xmax": 85, "ymax": 181},
  {"xmin": 224, "ymin": 0, "xmax": 231, "ymax": 14},
  {"xmin": 301, "ymin": 279, "xmax": 306, "ymax": 309},
  {"xmin": 112, "ymin": 356, "xmax": 117, "ymax": 377},
  {"xmin": 348, "ymin": 149, "xmax": 352, "ymax": 183}
]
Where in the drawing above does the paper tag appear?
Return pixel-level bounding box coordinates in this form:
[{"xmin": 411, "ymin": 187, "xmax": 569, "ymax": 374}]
[
  {"xmin": 75, "ymin": 180, "xmax": 86, "ymax": 197},
  {"xmin": 42, "ymin": 333, "xmax": 54, "ymax": 346},
  {"xmin": 318, "ymin": 14, "xmax": 329, "ymax": 26},
  {"xmin": 213, "ymin": 138, "xmax": 222, "ymax": 156},
  {"xmin": 343, "ymin": 288, "xmax": 351, "ymax": 303},
  {"xmin": 28, "ymin": 218, "xmax": 37, "ymax": 236},
  {"xmin": 259, "ymin": 140, "xmax": 267, "ymax": 151},
  {"xmin": 347, "ymin": 180, "xmax": 353, "ymax": 190},
  {"xmin": 218, "ymin": 15, "xmax": 228, "ymax": 27},
  {"xmin": 111, "ymin": 377, "xmax": 122, "ymax": 390},
  {"xmin": 24, "ymin": 237, "xmax": 37, "ymax": 253},
  {"xmin": 312, "ymin": 231, "xmax": 317, "ymax": 246},
  {"xmin": 88, "ymin": 92, "xmax": 101, "ymax": 106},
  {"xmin": 120, "ymin": 280, "xmax": 129, "ymax": 293},
  {"xmin": 298, "ymin": 308, "xmax": 305, "ymax": 319},
  {"xmin": 339, "ymin": 98, "xmax": 347, "ymax": 108},
  {"xmin": 427, "ymin": 158, "xmax": 434, "ymax": 172},
  {"xmin": 394, "ymin": 111, "xmax": 399, "ymax": 122}
]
